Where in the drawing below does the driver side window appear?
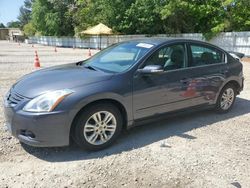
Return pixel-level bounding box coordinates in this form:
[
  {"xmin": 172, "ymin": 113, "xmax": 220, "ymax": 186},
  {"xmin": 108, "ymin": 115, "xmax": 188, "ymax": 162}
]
[{"xmin": 144, "ymin": 44, "xmax": 186, "ymax": 71}]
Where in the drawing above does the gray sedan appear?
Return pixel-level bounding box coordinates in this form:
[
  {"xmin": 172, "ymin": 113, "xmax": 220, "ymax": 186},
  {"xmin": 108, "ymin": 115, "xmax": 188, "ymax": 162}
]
[{"xmin": 3, "ymin": 39, "xmax": 244, "ymax": 150}]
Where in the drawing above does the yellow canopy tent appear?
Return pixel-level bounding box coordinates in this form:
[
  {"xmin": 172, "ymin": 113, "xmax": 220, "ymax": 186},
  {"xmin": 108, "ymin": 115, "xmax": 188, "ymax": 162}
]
[{"xmin": 81, "ymin": 23, "xmax": 113, "ymax": 49}]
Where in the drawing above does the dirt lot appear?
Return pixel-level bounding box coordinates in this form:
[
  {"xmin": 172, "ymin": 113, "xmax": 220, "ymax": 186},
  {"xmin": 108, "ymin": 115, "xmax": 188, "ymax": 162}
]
[
  {"xmin": 241, "ymin": 57, "xmax": 250, "ymax": 63},
  {"xmin": 0, "ymin": 41, "xmax": 249, "ymax": 188}
]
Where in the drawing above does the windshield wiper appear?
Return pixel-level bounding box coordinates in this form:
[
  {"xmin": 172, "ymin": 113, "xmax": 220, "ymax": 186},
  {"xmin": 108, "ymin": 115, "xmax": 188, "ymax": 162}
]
[{"xmin": 83, "ymin": 64, "xmax": 97, "ymax": 71}]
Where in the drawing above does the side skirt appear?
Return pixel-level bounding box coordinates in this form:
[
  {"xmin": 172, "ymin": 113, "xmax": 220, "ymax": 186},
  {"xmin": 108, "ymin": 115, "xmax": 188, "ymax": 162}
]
[{"xmin": 127, "ymin": 104, "xmax": 214, "ymax": 129}]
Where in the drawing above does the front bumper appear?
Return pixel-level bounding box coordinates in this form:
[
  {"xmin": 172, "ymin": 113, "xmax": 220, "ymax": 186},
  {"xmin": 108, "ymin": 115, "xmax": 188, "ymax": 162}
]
[{"xmin": 3, "ymin": 101, "xmax": 71, "ymax": 147}]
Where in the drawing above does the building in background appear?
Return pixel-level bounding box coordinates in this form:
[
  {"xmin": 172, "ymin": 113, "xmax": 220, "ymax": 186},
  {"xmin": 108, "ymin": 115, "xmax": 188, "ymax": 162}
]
[{"xmin": 0, "ymin": 28, "xmax": 24, "ymax": 41}]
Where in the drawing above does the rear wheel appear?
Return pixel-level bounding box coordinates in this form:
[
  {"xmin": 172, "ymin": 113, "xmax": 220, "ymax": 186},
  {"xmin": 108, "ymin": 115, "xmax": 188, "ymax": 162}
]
[
  {"xmin": 216, "ymin": 84, "xmax": 236, "ymax": 113},
  {"xmin": 73, "ymin": 103, "xmax": 123, "ymax": 150}
]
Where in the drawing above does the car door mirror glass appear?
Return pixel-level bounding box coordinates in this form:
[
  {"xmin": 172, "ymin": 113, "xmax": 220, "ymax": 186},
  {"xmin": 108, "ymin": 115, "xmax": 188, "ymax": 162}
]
[{"xmin": 137, "ymin": 65, "xmax": 164, "ymax": 74}]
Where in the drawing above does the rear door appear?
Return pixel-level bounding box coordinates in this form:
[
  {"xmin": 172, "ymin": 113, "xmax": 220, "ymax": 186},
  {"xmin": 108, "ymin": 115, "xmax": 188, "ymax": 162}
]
[{"xmin": 185, "ymin": 42, "xmax": 228, "ymax": 105}]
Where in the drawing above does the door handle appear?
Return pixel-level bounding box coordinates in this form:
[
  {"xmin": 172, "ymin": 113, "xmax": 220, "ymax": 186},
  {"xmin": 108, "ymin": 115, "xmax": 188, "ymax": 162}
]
[
  {"xmin": 220, "ymin": 70, "xmax": 228, "ymax": 75},
  {"xmin": 180, "ymin": 78, "xmax": 191, "ymax": 84}
]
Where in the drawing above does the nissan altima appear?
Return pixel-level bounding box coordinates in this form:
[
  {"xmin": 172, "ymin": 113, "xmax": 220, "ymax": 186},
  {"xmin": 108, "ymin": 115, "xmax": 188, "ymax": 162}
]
[{"xmin": 3, "ymin": 39, "xmax": 244, "ymax": 150}]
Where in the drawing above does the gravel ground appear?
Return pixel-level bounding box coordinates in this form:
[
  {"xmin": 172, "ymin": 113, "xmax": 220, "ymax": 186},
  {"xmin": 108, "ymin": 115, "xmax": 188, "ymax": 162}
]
[{"xmin": 0, "ymin": 40, "xmax": 249, "ymax": 188}]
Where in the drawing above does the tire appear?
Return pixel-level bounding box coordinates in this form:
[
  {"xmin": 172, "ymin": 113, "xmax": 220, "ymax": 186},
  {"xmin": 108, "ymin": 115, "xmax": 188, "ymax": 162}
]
[
  {"xmin": 72, "ymin": 103, "xmax": 123, "ymax": 150},
  {"xmin": 215, "ymin": 84, "xmax": 236, "ymax": 113}
]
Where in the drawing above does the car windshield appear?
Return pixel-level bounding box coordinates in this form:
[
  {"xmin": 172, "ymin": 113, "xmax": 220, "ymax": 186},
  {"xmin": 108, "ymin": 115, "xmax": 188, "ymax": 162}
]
[{"xmin": 83, "ymin": 42, "xmax": 154, "ymax": 73}]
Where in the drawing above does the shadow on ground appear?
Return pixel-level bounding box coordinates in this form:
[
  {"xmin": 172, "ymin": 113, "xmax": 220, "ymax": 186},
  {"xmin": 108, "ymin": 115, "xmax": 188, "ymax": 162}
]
[{"xmin": 22, "ymin": 97, "xmax": 250, "ymax": 162}]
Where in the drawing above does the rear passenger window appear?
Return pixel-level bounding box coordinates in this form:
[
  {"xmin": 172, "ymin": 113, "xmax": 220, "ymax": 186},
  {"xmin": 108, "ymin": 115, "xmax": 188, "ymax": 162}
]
[{"xmin": 190, "ymin": 45, "xmax": 224, "ymax": 67}]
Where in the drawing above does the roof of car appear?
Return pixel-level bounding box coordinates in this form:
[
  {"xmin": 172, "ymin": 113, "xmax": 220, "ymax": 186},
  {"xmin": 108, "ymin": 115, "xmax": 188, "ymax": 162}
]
[
  {"xmin": 128, "ymin": 38, "xmax": 203, "ymax": 45},
  {"xmin": 126, "ymin": 38, "xmax": 226, "ymax": 52},
  {"xmin": 124, "ymin": 38, "xmax": 169, "ymax": 45}
]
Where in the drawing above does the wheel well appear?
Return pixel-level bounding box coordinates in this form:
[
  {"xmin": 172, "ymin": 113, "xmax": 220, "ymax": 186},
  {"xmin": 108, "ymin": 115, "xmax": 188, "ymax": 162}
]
[
  {"xmin": 225, "ymin": 80, "xmax": 241, "ymax": 94},
  {"xmin": 70, "ymin": 99, "xmax": 128, "ymax": 137}
]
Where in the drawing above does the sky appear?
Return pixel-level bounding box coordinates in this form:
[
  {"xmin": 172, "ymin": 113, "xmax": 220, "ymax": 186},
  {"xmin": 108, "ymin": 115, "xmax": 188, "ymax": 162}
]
[{"xmin": 0, "ymin": 0, "xmax": 25, "ymax": 25}]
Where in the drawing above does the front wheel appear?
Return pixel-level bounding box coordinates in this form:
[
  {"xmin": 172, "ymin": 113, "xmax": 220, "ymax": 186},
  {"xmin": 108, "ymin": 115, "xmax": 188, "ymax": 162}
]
[
  {"xmin": 215, "ymin": 84, "xmax": 236, "ymax": 113},
  {"xmin": 73, "ymin": 103, "xmax": 123, "ymax": 150}
]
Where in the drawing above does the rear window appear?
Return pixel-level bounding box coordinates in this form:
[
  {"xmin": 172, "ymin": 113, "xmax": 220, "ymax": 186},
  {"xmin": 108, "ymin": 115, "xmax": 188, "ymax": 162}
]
[{"xmin": 190, "ymin": 44, "xmax": 224, "ymax": 67}]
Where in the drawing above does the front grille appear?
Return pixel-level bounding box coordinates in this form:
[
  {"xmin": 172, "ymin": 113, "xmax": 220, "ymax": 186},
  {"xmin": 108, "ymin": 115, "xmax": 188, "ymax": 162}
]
[{"xmin": 6, "ymin": 90, "xmax": 26, "ymax": 107}]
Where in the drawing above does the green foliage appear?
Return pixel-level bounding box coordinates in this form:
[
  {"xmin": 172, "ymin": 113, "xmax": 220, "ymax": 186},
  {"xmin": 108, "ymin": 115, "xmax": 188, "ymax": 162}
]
[
  {"xmin": 121, "ymin": 0, "xmax": 164, "ymax": 34},
  {"xmin": 21, "ymin": 0, "xmax": 250, "ymax": 39},
  {"xmin": 23, "ymin": 22, "xmax": 36, "ymax": 36},
  {"xmin": 160, "ymin": 0, "xmax": 229, "ymax": 39},
  {"xmin": 160, "ymin": 0, "xmax": 196, "ymax": 33},
  {"xmin": 0, "ymin": 23, "xmax": 6, "ymax": 28},
  {"xmin": 31, "ymin": 0, "xmax": 50, "ymax": 35},
  {"xmin": 7, "ymin": 21, "xmax": 21, "ymax": 28},
  {"xmin": 18, "ymin": 0, "xmax": 34, "ymax": 29},
  {"xmin": 226, "ymin": 0, "xmax": 250, "ymax": 31},
  {"xmin": 73, "ymin": 0, "xmax": 132, "ymax": 34},
  {"xmin": 31, "ymin": 0, "xmax": 74, "ymax": 36}
]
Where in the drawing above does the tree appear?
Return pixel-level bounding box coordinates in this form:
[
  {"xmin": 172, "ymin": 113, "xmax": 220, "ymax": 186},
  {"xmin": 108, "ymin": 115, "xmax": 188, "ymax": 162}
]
[
  {"xmin": 160, "ymin": 0, "xmax": 230, "ymax": 39},
  {"xmin": 7, "ymin": 21, "xmax": 21, "ymax": 28},
  {"xmin": 160, "ymin": 0, "xmax": 196, "ymax": 34},
  {"xmin": 31, "ymin": 0, "xmax": 51, "ymax": 35},
  {"xmin": 225, "ymin": 0, "xmax": 250, "ymax": 31},
  {"xmin": 24, "ymin": 0, "xmax": 250, "ymax": 38},
  {"xmin": 23, "ymin": 22, "xmax": 36, "ymax": 36},
  {"xmin": 73, "ymin": 0, "xmax": 106, "ymax": 33},
  {"xmin": 31, "ymin": 0, "xmax": 74, "ymax": 36},
  {"xmin": 18, "ymin": 0, "xmax": 34, "ymax": 29},
  {"xmin": 121, "ymin": 0, "xmax": 164, "ymax": 34},
  {"xmin": 73, "ymin": 0, "xmax": 135, "ymax": 34},
  {"xmin": 97, "ymin": 0, "xmax": 135, "ymax": 33},
  {"xmin": 0, "ymin": 23, "xmax": 5, "ymax": 28}
]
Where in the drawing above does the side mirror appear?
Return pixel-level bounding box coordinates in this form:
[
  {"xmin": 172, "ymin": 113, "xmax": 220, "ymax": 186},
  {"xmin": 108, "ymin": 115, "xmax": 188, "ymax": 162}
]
[{"xmin": 137, "ymin": 65, "xmax": 164, "ymax": 74}]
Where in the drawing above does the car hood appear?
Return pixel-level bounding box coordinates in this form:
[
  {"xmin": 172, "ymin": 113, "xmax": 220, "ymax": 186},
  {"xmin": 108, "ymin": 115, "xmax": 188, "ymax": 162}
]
[{"xmin": 12, "ymin": 63, "xmax": 113, "ymax": 98}]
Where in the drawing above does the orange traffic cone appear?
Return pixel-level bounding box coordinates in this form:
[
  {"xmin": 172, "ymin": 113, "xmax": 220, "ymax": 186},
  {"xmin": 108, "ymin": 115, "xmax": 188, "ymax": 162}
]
[
  {"xmin": 54, "ymin": 47, "xmax": 57, "ymax": 52},
  {"xmin": 88, "ymin": 48, "xmax": 92, "ymax": 57},
  {"xmin": 34, "ymin": 51, "xmax": 41, "ymax": 69},
  {"xmin": 182, "ymin": 80, "xmax": 197, "ymax": 97}
]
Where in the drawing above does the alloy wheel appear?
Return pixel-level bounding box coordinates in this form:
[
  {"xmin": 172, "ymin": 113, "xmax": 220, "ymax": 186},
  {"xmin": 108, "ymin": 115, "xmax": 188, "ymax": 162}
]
[
  {"xmin": 83, "ymin": 111, "xmax": 117, "ymax": 145},
  {"xmin": 220, "ymin": 88, "xmax": 235, "ymax": 110}
]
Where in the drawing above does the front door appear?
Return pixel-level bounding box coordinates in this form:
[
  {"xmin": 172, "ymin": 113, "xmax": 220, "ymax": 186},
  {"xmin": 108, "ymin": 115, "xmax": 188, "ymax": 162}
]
[{"xmin": 133, "ymin": 43, "xmax": 202, "ymax": 120}]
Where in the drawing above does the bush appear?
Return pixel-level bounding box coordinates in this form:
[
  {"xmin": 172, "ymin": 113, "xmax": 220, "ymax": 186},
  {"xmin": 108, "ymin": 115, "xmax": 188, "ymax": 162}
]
[{"xmin": 23, "ymin": 23, "xmax": 36, "ymax": 36}]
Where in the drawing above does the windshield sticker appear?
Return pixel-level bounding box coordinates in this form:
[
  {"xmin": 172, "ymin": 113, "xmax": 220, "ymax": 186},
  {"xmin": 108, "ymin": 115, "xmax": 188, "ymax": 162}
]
[{"xmin": 136, "ymin": 43, "xmax": 154, "ymax": 49}]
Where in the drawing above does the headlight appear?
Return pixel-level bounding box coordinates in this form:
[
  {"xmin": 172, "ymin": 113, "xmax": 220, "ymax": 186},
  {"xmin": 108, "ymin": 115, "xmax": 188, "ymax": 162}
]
[{"xmin": 23, "ymin": 89, "xmax": 74, "ymax": 112}]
